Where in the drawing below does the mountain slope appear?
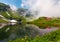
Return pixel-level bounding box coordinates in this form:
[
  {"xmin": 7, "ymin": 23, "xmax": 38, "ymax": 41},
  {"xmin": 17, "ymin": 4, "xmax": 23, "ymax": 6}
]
[{"xmin": 0, "ymin": 3, "xmax": 21, "ymax": 22}]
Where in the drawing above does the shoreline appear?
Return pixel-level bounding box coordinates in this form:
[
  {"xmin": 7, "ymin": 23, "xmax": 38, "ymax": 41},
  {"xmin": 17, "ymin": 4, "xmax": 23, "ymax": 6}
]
[
  {"xmin": 0, "ymin": 22, "xmax": 17, "ymax": 29},
  {"xmin": 0, "ymin": 23, "xmax": 7, "ymax": 29}
]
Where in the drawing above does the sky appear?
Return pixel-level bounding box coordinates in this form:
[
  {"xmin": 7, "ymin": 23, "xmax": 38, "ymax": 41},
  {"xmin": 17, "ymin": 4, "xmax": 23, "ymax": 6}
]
[
  {"xmin": 0, "ymin": 0, "xmax": 60, "ymax": 18},
  {"xmin": 0, "ymin": 0, "xmax": 22, "ymax": 8},
  {"xmin": 22, "ymin": 0, "xmax": 60, "ymax": 18}
]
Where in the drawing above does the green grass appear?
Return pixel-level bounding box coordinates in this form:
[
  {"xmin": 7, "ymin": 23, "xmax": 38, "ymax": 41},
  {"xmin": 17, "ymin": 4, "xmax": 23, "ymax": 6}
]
[
  {"xmin": 0, "ymin": 10, "xmax": 21, "ymax": 19},
  {"xmin": 0, "ymin": 12, "xmax": 10, "ymax": 18},
  {"xmin": 0, "ymin": 19, "xmax": 7, "ymax": 23},
  {"xmin": 8, "ymin": 11, "xmax": 20, "ymax": 19},
  {"xmin": 27, "ymin": 17, "xmax": 60, "ymax": 28},
  {"xmin": 8, "ymin": 30, "xmax": 60, "ymax": 42}
]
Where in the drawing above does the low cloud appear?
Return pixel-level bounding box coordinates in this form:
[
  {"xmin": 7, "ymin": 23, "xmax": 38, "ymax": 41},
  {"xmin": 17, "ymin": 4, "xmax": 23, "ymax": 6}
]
[
  {"xmin": 21, "ymin": 3, "xmax": 24, "ymax": 8},
  {"xmin": 10, "ymin": 5, "xmax": 17, "ymax": 11},
  {"xmin": 22, "ymin": 0, "xmax": 60, "ymax": 18}
]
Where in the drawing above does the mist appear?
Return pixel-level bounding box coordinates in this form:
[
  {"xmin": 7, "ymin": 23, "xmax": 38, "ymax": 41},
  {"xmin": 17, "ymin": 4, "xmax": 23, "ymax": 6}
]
[{"xmin": 22, "ymin": 0, "xmax": 60, "ymax": 18}]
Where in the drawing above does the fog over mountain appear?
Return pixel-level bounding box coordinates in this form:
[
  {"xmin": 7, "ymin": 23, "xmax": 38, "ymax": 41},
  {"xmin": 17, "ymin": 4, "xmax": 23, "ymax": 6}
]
[{"xmin": 22, "ymin": 0, "xmax": 60, "ymax": 18}]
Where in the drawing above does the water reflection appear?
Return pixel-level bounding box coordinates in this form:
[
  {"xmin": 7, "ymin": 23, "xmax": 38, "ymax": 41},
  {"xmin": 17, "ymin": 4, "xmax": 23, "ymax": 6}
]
[
  {"xmin": 0, "ymin": 24, "xmax": 37, "ymax": 41},
  {"xmin": 0, "ymin": 25, "xmax": 10, "ymax": 40},
  {"xmin": 0, "ymin": 23, "xmax": 59, "ymax": 42},
  {"xmin": 0, "ymin": 23, "xmax": 7, "ymax": 29}
]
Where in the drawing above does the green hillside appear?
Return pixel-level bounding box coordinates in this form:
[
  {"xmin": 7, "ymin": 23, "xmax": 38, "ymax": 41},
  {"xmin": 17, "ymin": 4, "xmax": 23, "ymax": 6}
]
[
  {"xmin": 0, "ymin": 3, "xmax": 22, "ymax": 22},
  {"xmin": 27, "ymin": 17, "xmax": 60, "ymax": 28}
]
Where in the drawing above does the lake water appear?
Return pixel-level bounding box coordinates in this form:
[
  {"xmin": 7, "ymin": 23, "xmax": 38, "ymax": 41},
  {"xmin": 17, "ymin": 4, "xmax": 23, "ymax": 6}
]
[{"xmin": 0, "ymin": 23, "xmax": 59, "ymax": 42}]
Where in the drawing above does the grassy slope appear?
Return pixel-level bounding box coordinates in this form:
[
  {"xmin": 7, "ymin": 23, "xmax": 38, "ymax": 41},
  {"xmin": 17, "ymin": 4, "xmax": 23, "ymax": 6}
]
[
  {"xmin": 0, "ymin": 11, "xmax": 9, "ymax": 22},
  {"xmin": 8, "ymin": 11, "xmax": 20, "ymax": 19},
  {"xmin": 0, "ymin": 12, "xmax": 10, "ymax": 18},
  {"xmin": 0, "ymin": 19, "xmax": 7, "ymax": 23},
  {"xmin": 0, "ymin": 10, "xmax": 21, "ymax": 23},
  {"xmin": 0, "ymin": 11, "xmax": 20, "ymax": 19}
]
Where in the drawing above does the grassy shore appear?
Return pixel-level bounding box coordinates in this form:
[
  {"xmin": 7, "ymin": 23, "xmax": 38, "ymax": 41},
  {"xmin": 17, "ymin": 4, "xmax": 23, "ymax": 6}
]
[
  {"xmin": 8, "ymin": 30, "xmax": 60, "ymax": 42},
  {"xmin": 27, "ymin": 17, "xmax": 60, "ymax": 28}
]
